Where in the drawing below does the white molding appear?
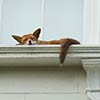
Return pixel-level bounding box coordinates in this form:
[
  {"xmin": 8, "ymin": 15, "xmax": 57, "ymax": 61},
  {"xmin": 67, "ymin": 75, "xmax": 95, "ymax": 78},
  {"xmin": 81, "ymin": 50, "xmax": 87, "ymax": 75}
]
[
  {"xmin": 0, "ymin": 0, "xmax": 3, "ymax": 40},
  {"xmin": 83, "ymin": 0, "xmax": 100, "ymax": 44},
  {"xmin": 40, "ymin": 0, "xmax": 45, "ymax": 40},
  {"xmin": 0, "ymin": 45, "xmax": 99, "ymax": 67},
  {"xmin": 0, "ymin": 45, "xmax": 100, "ymax": 99},
  {"xmin": 0, "ymin": 0, "xmax": 44, "ymax": 41},
  {"xmin": 82, "ymin": 59, "xmax": 100, "ymax": 100}
]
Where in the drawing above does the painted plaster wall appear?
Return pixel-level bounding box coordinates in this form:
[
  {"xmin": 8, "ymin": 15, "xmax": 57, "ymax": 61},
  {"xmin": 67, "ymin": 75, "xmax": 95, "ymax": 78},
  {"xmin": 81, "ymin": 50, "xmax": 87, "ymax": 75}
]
[
  {"xmin": 0, "ymin": 67, "xmax": 88, "ymax": 100},
  {"xmin": 1, "ymin": 0, "xmax": 83, "ymax": 44}
]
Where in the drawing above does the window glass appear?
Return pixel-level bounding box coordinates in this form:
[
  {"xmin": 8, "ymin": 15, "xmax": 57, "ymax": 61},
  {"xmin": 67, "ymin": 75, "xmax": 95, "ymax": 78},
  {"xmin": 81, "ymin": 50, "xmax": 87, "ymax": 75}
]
[
  {"xmin": 2, "ymin": 0, "xmax": 42, "ymax": 44},
  {"xmin": 43, "ymin": 0, "xmax": 83, "ymax": 42},
  {"xmin": 1, "ymin": 0, "xmax": 84, "ymax": 44}
]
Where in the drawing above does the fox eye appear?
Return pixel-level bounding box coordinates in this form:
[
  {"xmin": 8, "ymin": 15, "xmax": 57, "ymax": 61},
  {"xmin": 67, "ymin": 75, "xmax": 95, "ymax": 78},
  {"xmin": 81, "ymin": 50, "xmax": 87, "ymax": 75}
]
[
  {"xmin": 31, "ymin": 37, "xmax": 36, "ymax": 40},
  {"xmin": 23, "ymin": 39, "xmax": 27, "ymax": 41}
]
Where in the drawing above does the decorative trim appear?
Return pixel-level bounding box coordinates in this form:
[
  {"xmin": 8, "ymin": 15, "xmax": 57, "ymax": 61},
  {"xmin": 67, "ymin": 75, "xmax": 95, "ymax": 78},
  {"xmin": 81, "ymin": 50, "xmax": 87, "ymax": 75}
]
[
  {"xmin": 82, "ymin": 59, "xmax": 100, "ymax": 100},
  {"xmin": 40, "ymin": 0, "xmax": 45, "ymax": 40},
  {"xmin": 0, "ymin": 45, "xmax": 100, "ymax": 57},
  {"xmin": 0, "ymin": 0, "xmax": 3, "ymax": 41},
  {"xmin": 83, "ymin": 0, "xmax": 100, "ymax": 44},
  {"xmin": 0, "ymin": 45, "xmax": 99, "ymax": 67},
  {"xmin": 0, "ymin": 45, "xmax": 100, "ymax": 99}
]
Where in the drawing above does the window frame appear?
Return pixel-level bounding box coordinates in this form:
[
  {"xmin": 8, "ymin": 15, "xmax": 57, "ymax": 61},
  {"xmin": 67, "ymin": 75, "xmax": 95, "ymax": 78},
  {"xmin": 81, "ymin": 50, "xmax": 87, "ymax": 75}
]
[
  {"xmin": 83, "ymin": 0, "xmax": 100, "ymax": 44},
  {"xmin": 0, "ymin": 0, "xmax": 44, "ymax": 43},
  {"xmin": 0, "ymin": 0, "xmax": 3, "ymax": 42},
  {"xmin": 0, "ymin": 0, "xmax": 100, "ymax": 45}
]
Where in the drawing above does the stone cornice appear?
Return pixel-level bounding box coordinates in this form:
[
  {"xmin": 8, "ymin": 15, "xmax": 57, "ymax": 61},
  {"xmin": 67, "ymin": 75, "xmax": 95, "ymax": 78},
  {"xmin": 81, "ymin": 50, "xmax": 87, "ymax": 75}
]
[
  {"xmin": 0, "ymin": 45, "xmax": 100, "ymax": 60},
  {"xmin": 0, "ymin": 45, "xmax": 100, "ymax": 55},
  {"xmin": 0, "ymin": 45, "xmax": 99, "ymax": 67},
  {"xmin": 0, "ymin": 45, "xmax": 100, "ymax": 99},
  {"xmin": 82, "ymin": 59, "xmax": 100, "ymax": 100}
]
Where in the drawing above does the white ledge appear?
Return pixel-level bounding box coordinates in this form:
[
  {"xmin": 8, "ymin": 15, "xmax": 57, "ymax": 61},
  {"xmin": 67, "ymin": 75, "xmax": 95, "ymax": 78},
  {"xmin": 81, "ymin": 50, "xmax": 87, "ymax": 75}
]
[
  {"xmin": 0, "ymin": 45, "xmax": 99, "ymax": 67},
  {"xmin": 82, "ymin": 59, "xmax": 100, "ymax": 100},
  {"xmin": 0, "ymin": 45, "xmax": 100, "ymax": 99}
]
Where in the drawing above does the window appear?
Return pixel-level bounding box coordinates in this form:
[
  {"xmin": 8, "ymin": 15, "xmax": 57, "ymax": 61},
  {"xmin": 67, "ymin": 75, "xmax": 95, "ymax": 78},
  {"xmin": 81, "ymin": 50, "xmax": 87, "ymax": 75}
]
[
  {"xmin": 1, "ymin": 0, "xmax": 99, "ymax": 45},
  {"xmin": 43, "ymin": 0, "xmax": 84, "ymax": 42},
  {"xmin": 1, "ymin": 0, "xmax": 42, "ymax": 44}
]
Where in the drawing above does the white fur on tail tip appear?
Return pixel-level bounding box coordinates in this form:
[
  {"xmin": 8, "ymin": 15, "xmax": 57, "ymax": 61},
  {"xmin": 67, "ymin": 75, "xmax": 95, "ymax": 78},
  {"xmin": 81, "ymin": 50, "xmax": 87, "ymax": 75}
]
[{"xmin": 60, "ymin": 64, "xmax": 63, "ymax": 68}]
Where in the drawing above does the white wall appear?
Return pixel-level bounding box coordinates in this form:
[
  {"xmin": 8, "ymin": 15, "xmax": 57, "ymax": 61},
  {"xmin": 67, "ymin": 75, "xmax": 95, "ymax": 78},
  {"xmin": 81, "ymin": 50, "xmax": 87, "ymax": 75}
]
[
  {"xmin": 1, "ymin": 0, "xmax": 100, "ymax": 45},
  {"xmin": 0, "ymin": 67, "xmax": 88, "ymax": 100},
  {"xmin": 0, "ymin": 0, "xmax": 3, "ymax": 38},
  {"xmin": 1, "ymin": 0, "xmax": 84, "ymax": 44},
  {"xmin": 43, "ymin": 0, "xmax": 84, "ymax": 41},
  {"xmin": 83, "ymin": 0, "xmax": 100, "ymax": 44},
  {"xmin": 1, "ymin": 0, "xmax": 42, "ymax": 44}
]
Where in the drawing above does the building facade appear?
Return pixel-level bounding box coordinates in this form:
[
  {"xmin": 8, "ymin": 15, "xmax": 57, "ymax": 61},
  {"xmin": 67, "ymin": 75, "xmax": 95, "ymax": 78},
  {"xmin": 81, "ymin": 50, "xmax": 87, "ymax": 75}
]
[{"xmin": 0, "ymin": 0, "xmax": 100, "ymax": 100}]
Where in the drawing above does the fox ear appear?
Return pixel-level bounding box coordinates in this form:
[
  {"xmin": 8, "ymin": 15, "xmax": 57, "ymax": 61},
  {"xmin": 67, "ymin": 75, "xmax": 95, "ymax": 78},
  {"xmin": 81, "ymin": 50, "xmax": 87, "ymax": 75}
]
[
  {"xmin": 12, "ymin": 35, "xmax": 22, "ymax": 43},
  {"xmin": 33, "ymin": 28, "xmax": 41, "ymax": 38}
]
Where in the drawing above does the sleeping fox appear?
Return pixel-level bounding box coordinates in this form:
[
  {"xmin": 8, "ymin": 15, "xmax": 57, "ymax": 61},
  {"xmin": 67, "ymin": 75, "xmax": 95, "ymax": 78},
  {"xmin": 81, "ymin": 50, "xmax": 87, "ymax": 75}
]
[{"xmin": 12, "ymin": 28, "xmax": 80, "ymax": 66}]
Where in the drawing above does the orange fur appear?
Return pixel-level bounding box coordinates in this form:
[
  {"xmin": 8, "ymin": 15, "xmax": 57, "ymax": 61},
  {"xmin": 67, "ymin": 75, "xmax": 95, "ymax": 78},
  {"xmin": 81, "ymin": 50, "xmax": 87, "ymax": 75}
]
[{"xmin": 12, "ymin": 28, "xmax": 80, "ymax": 64}]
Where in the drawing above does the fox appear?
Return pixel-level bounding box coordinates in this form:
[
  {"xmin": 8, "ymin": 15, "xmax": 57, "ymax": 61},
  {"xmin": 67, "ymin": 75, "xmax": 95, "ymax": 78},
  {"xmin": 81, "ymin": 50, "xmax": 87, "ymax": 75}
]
[{"xmin": 12, "ymin": 28, "xmax": 80, "ymax": 66}]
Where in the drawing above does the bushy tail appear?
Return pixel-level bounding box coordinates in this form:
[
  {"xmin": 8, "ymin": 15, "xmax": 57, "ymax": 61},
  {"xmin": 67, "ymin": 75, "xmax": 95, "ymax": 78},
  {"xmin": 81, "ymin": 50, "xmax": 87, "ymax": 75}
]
[{"xmin": 59, "ymin": 38, "xmax": 80, "ymax": 64}]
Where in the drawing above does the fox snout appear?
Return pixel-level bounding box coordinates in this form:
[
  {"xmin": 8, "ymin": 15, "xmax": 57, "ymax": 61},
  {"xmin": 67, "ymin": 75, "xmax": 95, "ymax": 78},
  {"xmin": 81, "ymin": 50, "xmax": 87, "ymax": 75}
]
[
  {"xmin": 26, "ymin": 39, "xmax": 37, "ymax": 45},
  {"xmin": 12, "ymin": 28, "xmax": 41, "ymax": 45},
  {"xmin": 29, "ymin": 40, "xmax": 32, "ymax": 45}
]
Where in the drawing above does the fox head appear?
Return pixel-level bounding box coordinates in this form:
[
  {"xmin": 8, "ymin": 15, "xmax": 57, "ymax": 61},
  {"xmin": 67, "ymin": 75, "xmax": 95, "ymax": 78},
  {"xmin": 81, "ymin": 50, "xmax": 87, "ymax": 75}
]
[{"xmin": 12, "ymin": 28, "xmax": 41, "ymax": 45}]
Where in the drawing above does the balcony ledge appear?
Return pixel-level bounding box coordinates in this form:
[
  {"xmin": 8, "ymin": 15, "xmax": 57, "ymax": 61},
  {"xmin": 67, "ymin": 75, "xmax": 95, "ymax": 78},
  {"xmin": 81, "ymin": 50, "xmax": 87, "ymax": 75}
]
[
  {"xmin": 0, "ymin": 45, "xmax": 100, "ymax": 100},
  {"xmin": 0, "ymin": 45, "xmax": 100, "ymax": 67}
]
